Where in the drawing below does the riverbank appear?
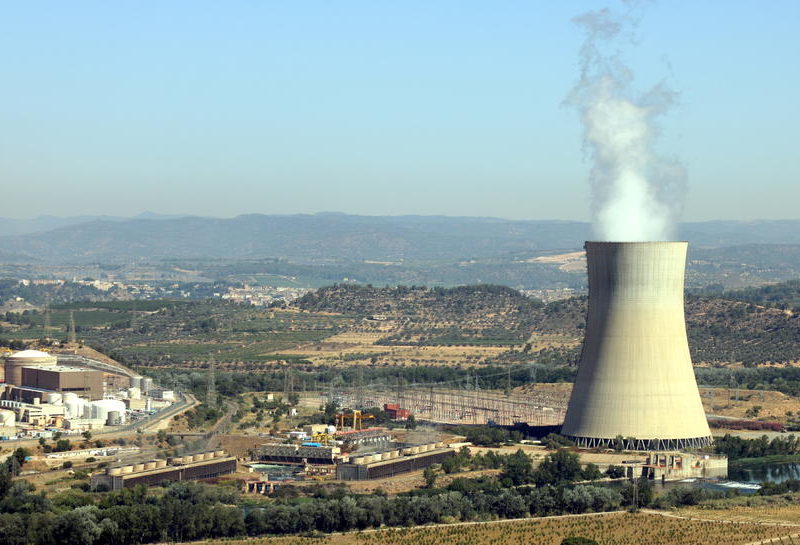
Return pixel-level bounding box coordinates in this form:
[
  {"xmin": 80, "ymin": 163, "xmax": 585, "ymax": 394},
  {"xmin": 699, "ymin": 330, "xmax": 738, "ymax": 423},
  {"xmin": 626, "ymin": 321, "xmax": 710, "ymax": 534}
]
[{"xmin": 730, "ymin": 454, "xmax": 800, "ymax": 468}]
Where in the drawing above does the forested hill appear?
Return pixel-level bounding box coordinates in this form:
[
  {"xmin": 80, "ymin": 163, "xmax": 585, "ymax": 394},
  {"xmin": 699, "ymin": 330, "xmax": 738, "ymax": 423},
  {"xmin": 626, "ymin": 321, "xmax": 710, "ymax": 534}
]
[
  {"xmin": 722, "ymin": 279, "xmax": 800, "ymax": 310},
  {"xmin": 535, "ymin": 295, "xmax": 800, "ymax": 365},
  {"xmin": 296, "ymin": 284, "xmax": 545, "ymax": 345},
  {"xmin": 296, "ymin": 284, "xmax": 800, "ymax": 365},
  {"xmin": 296, "ymin": 284, "xmax": 543, "ymax": 317}
]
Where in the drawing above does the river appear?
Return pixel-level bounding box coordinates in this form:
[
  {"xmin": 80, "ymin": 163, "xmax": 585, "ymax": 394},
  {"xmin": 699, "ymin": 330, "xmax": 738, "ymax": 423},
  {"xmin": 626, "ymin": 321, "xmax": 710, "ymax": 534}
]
[{"xmin": 729, "ymin": 461, "xmax": 800, "ymax": 484}]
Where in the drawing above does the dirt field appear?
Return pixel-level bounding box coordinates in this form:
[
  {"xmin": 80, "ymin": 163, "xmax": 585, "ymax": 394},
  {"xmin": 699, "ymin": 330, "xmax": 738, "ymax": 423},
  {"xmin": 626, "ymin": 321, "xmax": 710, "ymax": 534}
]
[
  {"xmin": 187, "ymin": 512, "xmax": 797, "ymax": 545},
  {"xmin": 526, "ymin": 333, "xmax": 582, "ymax": 350},
  {"xmin": 529, "ymin": 251, "xmax": 587, "ymax": 272},
  {"xmin": 700, "ymin": 387, "xmax": 800, "ymax": 423}
]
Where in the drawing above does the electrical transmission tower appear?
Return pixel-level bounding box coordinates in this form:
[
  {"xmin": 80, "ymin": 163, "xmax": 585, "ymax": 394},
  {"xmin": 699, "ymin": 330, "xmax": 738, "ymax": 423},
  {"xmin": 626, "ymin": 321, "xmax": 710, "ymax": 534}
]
[
  {"xmin": 68, "ymin": 311, "xmax": 77, "ymax": 345},
  {"xmin": 207, "ymin": 356, "xmax": 217, "ymax": 406},
  {"xmin": 43, "ymin": 305, "xmax": 51, "ymax": 336}
]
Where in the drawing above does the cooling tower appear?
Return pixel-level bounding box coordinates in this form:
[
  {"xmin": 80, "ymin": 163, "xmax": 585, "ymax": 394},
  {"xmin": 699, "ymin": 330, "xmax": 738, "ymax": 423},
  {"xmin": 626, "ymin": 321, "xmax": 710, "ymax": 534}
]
[{"xmin": 561, "ymin": 241, "xmax": 712, "ymax": 451}]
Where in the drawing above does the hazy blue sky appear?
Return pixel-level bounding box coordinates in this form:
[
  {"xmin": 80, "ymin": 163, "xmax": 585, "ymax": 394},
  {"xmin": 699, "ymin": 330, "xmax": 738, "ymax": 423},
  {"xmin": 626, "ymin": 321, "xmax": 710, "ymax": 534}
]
[{"xmin": 1, "ymin": 1, "xmax": 797, "ymax": 221}]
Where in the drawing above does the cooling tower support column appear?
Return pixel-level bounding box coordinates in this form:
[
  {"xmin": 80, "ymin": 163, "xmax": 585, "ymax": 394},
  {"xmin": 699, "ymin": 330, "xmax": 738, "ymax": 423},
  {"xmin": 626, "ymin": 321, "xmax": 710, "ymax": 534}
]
[{"xmin": 561, "ymin": 241, "xmax": 712, "ymax": 451}]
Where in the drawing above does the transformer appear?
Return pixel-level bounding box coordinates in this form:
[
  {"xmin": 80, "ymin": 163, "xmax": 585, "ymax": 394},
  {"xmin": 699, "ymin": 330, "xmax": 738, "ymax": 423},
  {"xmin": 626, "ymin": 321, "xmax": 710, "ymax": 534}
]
[{"xmin": 561, "ymin": 241, "xmax": 712, "ymax": 450}]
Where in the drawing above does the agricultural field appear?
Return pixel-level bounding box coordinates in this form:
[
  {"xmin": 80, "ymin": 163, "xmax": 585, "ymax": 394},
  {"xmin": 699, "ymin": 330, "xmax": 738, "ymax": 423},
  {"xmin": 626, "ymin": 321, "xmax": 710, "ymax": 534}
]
[
  {"xmin": 678, "ymin": 493, "xmax": 800, "ymax": 525},
  {"xmin": 188, "ymin": 512, "xmax": 797, "ymax": 545},
  {"xmin": 279, "ymin": 330, "xmax": 511, "ymax": 367}
]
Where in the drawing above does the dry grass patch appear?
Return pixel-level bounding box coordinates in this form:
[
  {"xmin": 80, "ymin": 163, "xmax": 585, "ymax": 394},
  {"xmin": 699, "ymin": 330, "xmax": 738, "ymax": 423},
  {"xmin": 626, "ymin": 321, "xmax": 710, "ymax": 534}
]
[{"xmin": 700, "ymin": 387, "xmax": 800, "ymax": 422}]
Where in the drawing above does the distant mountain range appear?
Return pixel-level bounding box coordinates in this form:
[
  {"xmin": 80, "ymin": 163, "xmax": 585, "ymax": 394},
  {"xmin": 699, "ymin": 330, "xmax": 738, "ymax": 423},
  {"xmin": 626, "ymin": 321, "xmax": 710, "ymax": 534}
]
[
  {"xmin": 1, "ymin": 213, "xmax": 800, "ymax": 263},
  {"xmin": 0, "ymin": 212, "xmax": 186, "ymax": 237}
]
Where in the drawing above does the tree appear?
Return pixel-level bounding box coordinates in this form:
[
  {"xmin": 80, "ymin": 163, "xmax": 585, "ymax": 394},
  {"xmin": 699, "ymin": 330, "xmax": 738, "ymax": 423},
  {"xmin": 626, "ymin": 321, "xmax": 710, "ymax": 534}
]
[
  {"xmin": 533, "ymin": 449, "xmax": 582, "ymax": 486},
  {"xmin": 605, "ymin": 465, "xmax": 626, "ymax": 479},
  {"xmin": 82, "ymin": 431, "xmax": 92, "ymax": 442},
  {"xmin": 621, "ymin": 477, "xmax": 654, "ymax": 510},
  {"xmin": 0, "ymin": 513, "xmax": 28, "ymax": 545},
  {"xmin": 562, "ymin": 537, "xmax": 599, "ymax": 545},
  {"xmin": 404, "ymin": 414, "xmax": 417, "ymax": 429},
  {"xmin": 54, "ymin": 439, "xmax": 72, "ymax": 452},
  {"xmin": 581, "ymin": 463, "xmax": 603, "ymax": 481},
  {"xmin": 11, "ymin": 447, "xmax": 29, "ymax": 468},
  {"xmin": 0, "ymin": 465, "xmax": 11, "ymax": 497},
  {"xmin": 500, "ymin": 449, "xmax": 534, "ymax": 486},
  {"xmin": 51, "ymin": 505, "xmax": 103, "ymax": 545},
  {"xmin": 422, "ymin": 466, "xmax": 438, "ymax": 488}
]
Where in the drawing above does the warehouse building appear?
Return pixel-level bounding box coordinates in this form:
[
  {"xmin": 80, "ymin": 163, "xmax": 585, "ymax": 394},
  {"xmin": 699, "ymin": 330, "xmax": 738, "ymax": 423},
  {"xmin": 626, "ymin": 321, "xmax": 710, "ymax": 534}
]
[{"xmin": 21, "ymin": 365, "xmax": 104, "ymax": 400}]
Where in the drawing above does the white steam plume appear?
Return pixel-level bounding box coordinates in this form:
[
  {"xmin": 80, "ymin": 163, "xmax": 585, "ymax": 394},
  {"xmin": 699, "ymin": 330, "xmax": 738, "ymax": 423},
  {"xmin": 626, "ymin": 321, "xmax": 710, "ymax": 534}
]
[{"xmin": 567, "ymin": 6, "xmax": 686, "ymax": 242}]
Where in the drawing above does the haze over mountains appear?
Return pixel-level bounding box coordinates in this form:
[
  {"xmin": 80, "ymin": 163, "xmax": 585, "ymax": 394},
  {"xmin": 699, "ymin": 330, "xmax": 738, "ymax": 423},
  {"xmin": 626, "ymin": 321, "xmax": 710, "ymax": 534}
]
[{"xmin": 2, "ymin": 213, "xmax": 800, "ymax": 263}]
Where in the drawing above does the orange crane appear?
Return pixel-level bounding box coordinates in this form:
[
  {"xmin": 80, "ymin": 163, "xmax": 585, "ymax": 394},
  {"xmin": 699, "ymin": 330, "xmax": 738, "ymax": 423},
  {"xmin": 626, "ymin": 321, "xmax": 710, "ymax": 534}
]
[{"xmin": 336, "ymin": 409, "xmax": 375, "ymax": 430}]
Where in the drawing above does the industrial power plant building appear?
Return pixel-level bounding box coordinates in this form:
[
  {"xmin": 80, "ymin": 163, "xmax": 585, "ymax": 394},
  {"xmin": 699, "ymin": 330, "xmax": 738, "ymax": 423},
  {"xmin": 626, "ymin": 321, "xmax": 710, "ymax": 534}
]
[
  {"xmin": 3, "ymin": 350, "xmax": 57, "ymax": 385},
  {"xmin": 336, "ymin": 442, "xmax": 454, "ymax": 481},
  {"xmin": 91, "ymin": 451, "xmax": 236, "ymax": 490},
  {"xmin": 20, "ymin": 365, "xmax": 104, "ymax": 400},
  {"xmin": 561, "ymin": 242, "xmax": 713, "ymax": 451}
]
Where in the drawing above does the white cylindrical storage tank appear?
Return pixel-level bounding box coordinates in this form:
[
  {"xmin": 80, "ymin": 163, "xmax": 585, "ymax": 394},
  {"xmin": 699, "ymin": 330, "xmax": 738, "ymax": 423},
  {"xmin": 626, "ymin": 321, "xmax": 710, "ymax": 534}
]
[
  {"xmin": 127, "ymin": 387, "xmax": 141, "ymax": 400},
  {"xmin": 108, "ymin": 467, "xmax": 122, "ymax": 476},
  {"xmin": 142, "ymin": 377, "xmax": 153, "ymax": 392},
  {"xmin": 156, "ymin": 460, "xmax": 168, "ymax": 468},
  {"xmin": 326, "ymin": 425, "xmax": 337, "ymax": 434},
  {"xmin": 171, "ymin": 457, "xmax": 184, "ymax": 465},
  {"xmin": 561, "ymin": 242, "xmax": 713, "ymax": 451},
  {"xmin": 121, "ymin": 465, "xmax": 134, "ymax": 474},
  {"xmin": 144, "ymin": 462, "xmax": 157, "ymax": 470},
  {"xmin": 133, "ymin": 463, "xmax": 145, "ymax": 472},
  {"xmin": 47, "ymin": 392, "xmax": 63, "ymax": 405},
  {"xmin": 130, "ymin": 376, "xmax": 143, "ymax": 389},
  {"xmin": 215, "ymin": 450, "xmax": 225, "ymax": 458},
  {"xmin": 184, "ymin": 455, "xmax": 195, "ymax": 463},
  {"xmin": 401, "ymin": 448, "xmax": 413, "ymax": 456},
  {"xmin": 106, "ymin": 411, "xmax": 122, "ymax": 426},
  {"xmin": 63, "ymin": 392, "xmax": 79, "ymax": 403},
  {"xmin": 91, "ymin": 399, "xmax": 126, "ymax": 424},
  {"xmin": 65, "ymin": 399, "xmax": 79, "ymax": 419},
  {"xmin": 0, "ymin": 409, "xmax": 16, "ymax": 427}
]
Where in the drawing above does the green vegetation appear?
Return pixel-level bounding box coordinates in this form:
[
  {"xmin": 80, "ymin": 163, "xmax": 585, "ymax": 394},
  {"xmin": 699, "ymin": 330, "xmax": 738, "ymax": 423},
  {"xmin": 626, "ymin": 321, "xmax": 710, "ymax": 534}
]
[
  {"xmin": 298, "ymin": 284, "xmax": 545, "ymax": 346},
  {"xmin": 144, "ymin": 364, "xmax": 577, "ymax": 400},
  {"xmin": 713, "ymin": 434, "xmax": 800, "ymax": 461},
  {"xmin": 448, "ymin": 425, "xmax": 524, "ymax": 447},
  {"xmin": 722, "ymin": 279, "xmax": 800, "ymax": 310}
]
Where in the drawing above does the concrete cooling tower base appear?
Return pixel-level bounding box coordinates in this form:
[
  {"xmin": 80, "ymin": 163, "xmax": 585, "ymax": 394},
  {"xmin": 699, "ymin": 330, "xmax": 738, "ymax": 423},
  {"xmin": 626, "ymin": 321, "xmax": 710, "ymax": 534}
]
[
  {"xmin": 569, "ymin": 436, "xmax": 713, "ymax": 452},
  {"xmin": 561, "ymin": 241, "xmax": 713, "ymax": 451}
]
